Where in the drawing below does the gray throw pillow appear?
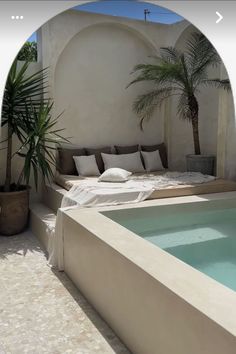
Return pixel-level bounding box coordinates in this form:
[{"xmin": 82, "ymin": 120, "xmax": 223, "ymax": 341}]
[
  {"xmin": 86, "ymin": 146, "xmax": 112, "ymax": 173},
  {"xmin": 114, "ymin": 144, "xmax": 139, "ymax": 155},
  {"xmin": 73, "ymin": 155, "xmax": 100, "ymax": 176},
  {"xmin": 101, "ymin": 152, "xmax": 145, "ymax": 173},
  {"xmin": 57, "ymin": 147, "xmax": 86, "ymax": 175},
  {"xmin": 141, "ymin": 143, "xmax": 168, "ymax": 168}
]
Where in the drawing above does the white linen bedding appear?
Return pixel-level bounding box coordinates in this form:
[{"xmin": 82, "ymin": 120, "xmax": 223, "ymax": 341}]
[
  {"xmin": 130, "ymin": 171, "xmax": 215, "ymax": 187},
  {"xmin": 55, "ymin": 170, "xmax": 215, "ymax": 191},
  {"xmin": 60, "ymin": 171, "xmax": 215, "ymax": 207},
  {"xmin": 61, "ymin": 180, "xmax": 155, "ymax": 207},
  {"xmin": 48, "ymin": 180, "xmax": 155, "ymax": 270},
  {"xmin": 48, "ymin": 171, "xmax": 215, "ymax": 270}
]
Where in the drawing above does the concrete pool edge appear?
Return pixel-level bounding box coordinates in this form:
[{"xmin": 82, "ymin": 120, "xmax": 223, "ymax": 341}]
[{"xmin": 63, "ymin": 193, "xmax": 236, "ymax": 354}]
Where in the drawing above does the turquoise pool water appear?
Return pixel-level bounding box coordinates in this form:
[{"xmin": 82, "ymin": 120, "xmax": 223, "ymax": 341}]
[{"xmin": 103, "ymin": 205, "xmax": 236, "ymax": 291}]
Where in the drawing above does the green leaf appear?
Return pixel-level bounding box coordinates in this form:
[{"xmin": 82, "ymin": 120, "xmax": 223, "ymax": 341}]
[{"xmin": 127, "ymin": 30, "xmax": 229, "ymax": 128}]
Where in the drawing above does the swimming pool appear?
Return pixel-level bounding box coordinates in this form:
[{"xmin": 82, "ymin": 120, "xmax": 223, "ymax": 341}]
[
  {"xmin": 63, "ymin": 195, "xmax": 236, "ymax": 354},
  {"xmin": 103, "ymin": 203, "xmax": 236, "ymax": 291}
]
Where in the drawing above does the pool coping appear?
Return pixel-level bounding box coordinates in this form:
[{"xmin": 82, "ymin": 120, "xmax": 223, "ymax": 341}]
[{"xmin": 64, "ymin": 191, "xmax": 236, "ymax": 338}]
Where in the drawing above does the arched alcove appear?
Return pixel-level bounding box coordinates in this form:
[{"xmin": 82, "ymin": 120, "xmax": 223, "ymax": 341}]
[{"xmin": 54, "ymin": 22, "xmax": 164, "ymax": 147}]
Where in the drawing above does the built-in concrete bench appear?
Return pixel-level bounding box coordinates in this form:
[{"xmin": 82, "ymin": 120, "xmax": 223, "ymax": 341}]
[
  {"xmin": 30, "ymin": 203, "xmax": 56, "ymax": 251},
  {"xmin": 42, "ymin": 183, "xmax": 66, "ymax": 213}
]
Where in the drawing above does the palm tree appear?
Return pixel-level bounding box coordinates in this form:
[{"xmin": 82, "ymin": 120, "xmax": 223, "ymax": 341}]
[{"xmin": 127, "ymin": 32, "xmax": 230, "ymax": 155}]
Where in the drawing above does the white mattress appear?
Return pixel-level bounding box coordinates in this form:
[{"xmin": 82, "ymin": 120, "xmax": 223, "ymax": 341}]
[{"xmin": 54, "ymin": 171, "xmax": 168, "ymax": 191}]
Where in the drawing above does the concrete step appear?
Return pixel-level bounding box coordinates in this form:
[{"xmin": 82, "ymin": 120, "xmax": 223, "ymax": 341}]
[
  {"xmin": 42, "ymin": 183, "xmax": 66, "ymax": 213},
  {"xmin": 30, "ymin": 202, "xmax": 56, "ymax": 251}
]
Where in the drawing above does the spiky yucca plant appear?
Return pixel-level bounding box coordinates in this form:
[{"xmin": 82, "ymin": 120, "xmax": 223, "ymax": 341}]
[
  {"xmin": 127, "ymin": 32, "xmax": 230, "ymax": 155},
  {"xmin": 15, "ymin": 101, "xmax": 66, "ymax": 190},
  {"xmin": 1, "ymin": 60, "xmax": 67, "ymax": 192}
]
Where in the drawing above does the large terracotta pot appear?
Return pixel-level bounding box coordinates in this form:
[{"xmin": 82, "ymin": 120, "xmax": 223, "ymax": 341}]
[{"xmin": 0, "ymin": 187, "xmax": 29, "ymax": 236}]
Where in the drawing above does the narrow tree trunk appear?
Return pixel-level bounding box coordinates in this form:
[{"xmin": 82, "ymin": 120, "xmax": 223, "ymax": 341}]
[
  {"xmin": 4, "ymin": 126, "xmax": 12, "ymax": 192},
  {"xmin": 192, "ymin": 116, "xmax": 201, "ymax": 155},
  {"xmin": 189, "ymin": 94, "xmax": 201, "ymax": 155}
]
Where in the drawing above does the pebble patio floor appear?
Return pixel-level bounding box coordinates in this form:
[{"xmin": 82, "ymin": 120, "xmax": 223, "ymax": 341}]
[{"xmin": 0, "ymin": 231, "xmax": 130, "ymax": 354}]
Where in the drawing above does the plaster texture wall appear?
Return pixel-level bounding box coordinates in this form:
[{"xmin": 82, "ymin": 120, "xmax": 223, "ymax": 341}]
[
  {"xmin": 54, "ymin": 23, "xmax": 162, "ymax": 147},
  {"xmin": 40, "ymin": 10, "xmax": 189, "ymax": 150}
]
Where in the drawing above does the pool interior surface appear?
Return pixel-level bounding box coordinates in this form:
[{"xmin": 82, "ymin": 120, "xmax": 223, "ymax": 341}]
[{"xmin": 102, "ymin": 205, "xmax": 236, "ymax": 292}]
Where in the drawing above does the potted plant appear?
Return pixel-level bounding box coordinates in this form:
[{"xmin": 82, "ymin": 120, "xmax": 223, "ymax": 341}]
[
  {"xmin": 127, "ymin": 32, "xmax": 230, "ymax": 175},
  {"xmin": 0, "ymin": 60, "xmax": 66, "ymax": 236}
]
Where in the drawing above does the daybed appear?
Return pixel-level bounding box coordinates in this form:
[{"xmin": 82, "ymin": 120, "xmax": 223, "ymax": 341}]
[
  {"xmin": 54, "ymin": 144, "xmax": 236, "ymax": 200},
  {"xmin": 54, "ymin": 172, "xmax": 236, "ymax": 199}
]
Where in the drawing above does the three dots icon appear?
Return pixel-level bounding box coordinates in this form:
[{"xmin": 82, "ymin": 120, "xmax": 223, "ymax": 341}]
[{"xmin": 11, "ymin": 15, "xmax": 24, "ymax": 20}]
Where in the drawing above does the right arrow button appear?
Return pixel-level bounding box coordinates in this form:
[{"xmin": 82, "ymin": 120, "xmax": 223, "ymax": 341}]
[{"xmin": 216, "ymin": 11, "xmax": 223, "ymax": 24}]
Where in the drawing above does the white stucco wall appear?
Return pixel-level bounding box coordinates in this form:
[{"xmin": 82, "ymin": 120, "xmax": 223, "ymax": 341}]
[
  {"xmin": 39, "ymin": 10, "xmax": 191, "ymax": 151},
  {"xmin": 54, "ymin": 22, "xmax": 163, "ymax": 147}
]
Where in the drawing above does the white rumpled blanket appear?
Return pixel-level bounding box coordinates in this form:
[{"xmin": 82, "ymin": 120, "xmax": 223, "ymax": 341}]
[
  {"xmin": 61, "ymin": 180, "xmax": 157, "ymax": 207},
  {"xmin": 47, "ymin": 172, "xmax": 215, "ymax": 270},
  {"xmin": 130, "ymin": 171, "xmax": 215, "ymax": 187},
  {"xmin": 47, "ymin": 180, "xmax": 155, "ymax": 270}
]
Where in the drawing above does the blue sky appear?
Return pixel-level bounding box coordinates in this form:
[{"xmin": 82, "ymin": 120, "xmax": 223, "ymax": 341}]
[
  {"xmin": 29, "ymin": 32, "xmax": 37, "ymax": 42},
  {"xmin": 28, "ymin": 1, "xmax": 183, "ymax": 42},
  {"xmin": 77, "ymin": 1, "xmax": 183, "ymax": 24}
]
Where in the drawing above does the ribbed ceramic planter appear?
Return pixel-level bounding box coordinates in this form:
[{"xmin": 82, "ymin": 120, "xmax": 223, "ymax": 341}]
[
  {"xmin": 0, "ymin": 187, "xmax": 29, "ymax": 236},
  {"xmin": 186, "ymin": 154, "xmax": 216, "ymax": 176}
]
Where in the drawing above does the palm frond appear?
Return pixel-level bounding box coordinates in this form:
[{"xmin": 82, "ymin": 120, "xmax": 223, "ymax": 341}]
[
  {"xmin": 127, "ymin": 62, "xmax": 185, "ymax": 89},
  {"xmin": 17, "ymin": 101, "xmax": 68, "ymax": 189},
  {"xmin": 185, "ymin": 32, "xmax": 221, "ymax": 86},
  {"xmin": 128, "ymin": 31, "xmax": 228, "ymax": 129},
  {"xmin": 2, "ymin": 60, "xmax": 48, "ymax": 131},
  {"xmin": 159, "ymin": 46, "xmax": 181, "ymax": 64},
  {"xmin": 201, "ymin": 78, "xmax": 231, "ymax": 91},
  {"xmin": 133, "ymin": 87, "xmax": 178, "ymax": 129}
]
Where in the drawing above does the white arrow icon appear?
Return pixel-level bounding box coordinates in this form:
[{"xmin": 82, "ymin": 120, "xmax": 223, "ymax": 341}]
[{"xmin": 216, "ymin": 11, "xmax": 223, "ymax": 24}]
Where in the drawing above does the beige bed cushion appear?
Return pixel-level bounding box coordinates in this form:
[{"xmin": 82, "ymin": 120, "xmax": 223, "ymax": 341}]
[
  {"xmin": 54, "ymin": 172, "xmax": 236, "ymax": 199},
  {"xmin": 54, "ymin": 172, "xmax": 98, "ymax": 191},
  {"xmin": 149, "ymin": 178, "xmax": 236, "ymax": 199},
  {"xmin": 55, "ymin": 171, "xmax": 167, "ymax": 191}
]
